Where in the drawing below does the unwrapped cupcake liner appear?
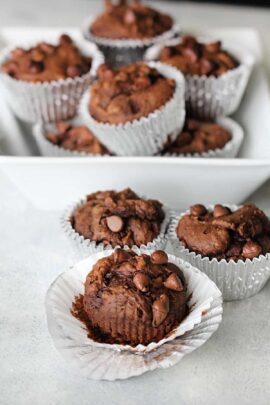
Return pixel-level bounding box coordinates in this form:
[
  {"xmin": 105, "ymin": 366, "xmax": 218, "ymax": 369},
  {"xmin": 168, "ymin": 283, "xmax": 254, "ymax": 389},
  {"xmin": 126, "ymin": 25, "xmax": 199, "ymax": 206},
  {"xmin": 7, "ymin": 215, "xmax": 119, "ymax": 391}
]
[
  {"xmin": 162, "ymin": 117, "xmax": 244, "ymax": 158},
  {"xmin": 168, "ymin": 205, "xmax": 270, "ymax": 301},
  {"xmin": 61, "ymin": 196, "xmax": 171, "ymax": 257},
  {"xmin": 0, "ymin": 37, "xmax": 104, "ymax": 123},
  {"xmin": 145, "ymin": 37, "xmax": 255, "ymax": 119},
  {"xmin": 80, "ymin": 61, "xmax": 186, "ymax": 156},
  {"xmin": 83, "ymin": 16, "xmax": 180, "ymax": 67},
  {"xmin": 33, "ymin": 116, "xmax": 111, "ymax": 157},
  {"xmin": 45, "ymin": 249, "xmax": 222, "ymax": 380}
]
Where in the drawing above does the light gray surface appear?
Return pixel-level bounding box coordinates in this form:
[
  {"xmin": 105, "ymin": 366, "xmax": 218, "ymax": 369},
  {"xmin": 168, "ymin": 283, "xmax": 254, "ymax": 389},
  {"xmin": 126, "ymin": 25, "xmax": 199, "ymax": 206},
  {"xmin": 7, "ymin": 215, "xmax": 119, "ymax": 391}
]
[{"xmin": 1, "ymin": 1, "xmax": 270, "ymax": 405}]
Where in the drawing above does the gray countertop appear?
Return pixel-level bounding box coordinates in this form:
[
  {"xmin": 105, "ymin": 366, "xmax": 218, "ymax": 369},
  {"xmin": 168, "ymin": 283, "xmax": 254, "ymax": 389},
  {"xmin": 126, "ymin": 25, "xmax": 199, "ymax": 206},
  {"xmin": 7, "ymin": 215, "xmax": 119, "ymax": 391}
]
[{"xmin": 1, "ymin": 1, "xmax": 270, "ymax": 404}]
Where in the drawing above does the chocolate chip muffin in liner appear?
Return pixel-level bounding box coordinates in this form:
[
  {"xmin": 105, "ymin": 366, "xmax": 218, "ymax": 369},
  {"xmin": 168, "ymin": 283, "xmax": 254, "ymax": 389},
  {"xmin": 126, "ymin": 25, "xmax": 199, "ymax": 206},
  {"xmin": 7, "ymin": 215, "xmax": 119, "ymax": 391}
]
[
  {"xmin": 80, "ymin": 62, "xmax": 185, "ymax": 156},
  {"xmin": 0, "ymin": 35, "xmax": 104, "ymax": 123},
  {"xmin": 45, "ymin": 248, "xmax": 222, "ymax": 380},
  {"xmin": 162, "ymin": 117, "xmax": 244, "ymax": 158},
  {"xmin": 61, "ymin": 190, "xmax": 171, "ymax": 257},
  {"xmin": 34, "ymin": 117, "xmax": 111, "ymax": 157},
  {"xmin": 145, "ymin": 37, "xmax": 255, "ymax": 120},
  {"xmin": 82, "ymin": 12, "xmax": 180, "ymax": 68},
  {"xmin": 168, "ymin": 205, "xmax": 270, "ymax": 301}
]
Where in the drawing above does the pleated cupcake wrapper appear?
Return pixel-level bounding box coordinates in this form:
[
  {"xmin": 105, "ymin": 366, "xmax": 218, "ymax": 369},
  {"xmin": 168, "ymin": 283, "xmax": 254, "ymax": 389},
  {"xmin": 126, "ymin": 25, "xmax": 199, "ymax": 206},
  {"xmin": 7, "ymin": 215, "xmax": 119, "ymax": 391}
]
[
  {"xmin": 45, "ymin": 249, "xmax": 222, "ymax": 380},
  {"xmin": 61, "ymin": 197, "xmax": 171, "ymax": 258},
  {"xmin": 168, "ymin": 204, "xmax": 270, "ymax": 301},
  {"xmin": 145, "ymin": 37, "xmax": 255, "ymax": 119},
  {"xmin": 82, "ymin": 16, "xmax": 180, "ymax": 67},
  {"xmin": 33, "ymin": 116, "xmax": 111, "ymax": 157},
  {"xmin": 0, "ymin": 37, "xmax": 104, "ymax": 123},
  {"xmin": 80, "ymin": 62, "xmax": 186, "ymax": 156},
  {"xmin": 162, "ymin": 117, "xmax": 244, "ymax": 158}
]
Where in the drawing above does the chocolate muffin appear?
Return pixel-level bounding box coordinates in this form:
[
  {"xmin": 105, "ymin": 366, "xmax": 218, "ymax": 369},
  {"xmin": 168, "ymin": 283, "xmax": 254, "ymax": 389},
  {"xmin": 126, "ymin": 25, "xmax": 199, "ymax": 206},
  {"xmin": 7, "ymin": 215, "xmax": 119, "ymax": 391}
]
[
  {"xmin": 90, "ymin": 0, "xmax": 173, "ymax": 40},
  {"xmin": 72, "ymin": 188, "xmax": 165, "ymax": 247},
  {"xmin": 72, "ymin": 249, "xmax": 188, "ymax": 346},
  {"xmin": 163, "ymin": 119, "xmax": 231, "ymax": 155},
  {"xmin": 1, "ymin": 34, "xmax": 92, "ymax": 82},
  {"xmin": 159, "ymin": 35, "xmax": 239, "ymax": 77},
  {"xmin": 177, "ymin": 204, "xmax": 270, "ymax": 261},
  {"xmin": 89, "ymin": 62, "xmax": 175, "ymax": 124},
  {"xmin": 46, "ymin": 121, "xmax": 109, "ymax": 155}
]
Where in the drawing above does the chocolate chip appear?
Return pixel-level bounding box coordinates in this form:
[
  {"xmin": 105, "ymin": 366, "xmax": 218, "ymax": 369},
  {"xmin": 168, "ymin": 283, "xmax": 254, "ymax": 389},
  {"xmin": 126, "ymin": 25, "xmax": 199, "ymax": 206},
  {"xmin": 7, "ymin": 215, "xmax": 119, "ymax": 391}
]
[
  {"xmin": 124, "ymin": 9, "xmax": 136, "ymax": 24},
  {"xmin": 164, "ymin": 273, "xmax": 184, "ymax": 292},
  {"xmin": 182, "ymin": 47, "xmax": 198, "ymax": 63},
  {"xmin": 11, "ymin": 47, "xmax": 25, "ymax": 58},
  {"xmin": 66, "ymin": 65, "xmax": 82, "ymax": 78},
  {"xmin": 31, "ymin": 49, "xmax": 45, "ymax": 62},
  {"xmin": 133, "ymin": 272, "xmax": 150, "ymax": 292},
  {"xmin": 39, "ymin": 42, "xmax": 55, "ymax": 55},
  {"xmin": 242, "ymin": 241, "xmax": 262, "ymax": 259},
  {"xmin": 204, "ymin": 41, "xmax": 221, "ymax": 54},
  {"xmin": 200, "ymin": 58, "xmax": 214, "ymax": 76},
  {"xmin": 152, "ymin": 294, "xmax": 169, "ymax": 327},
  {"xmin": 113, "ymin": 248, "xmax": 131, "ymax": 263},
  {"xmin": 151, "ymin": 250, "xmax": 168, "ymax": 265},
  {"xmin": 106, "ymin": 215, "xmax": 124, "ymax": 233},
  {"xmin": 190, "ymin": 204, "xmax": 207, "ymax": 217},
  {"xmin": 59, "ymin": 34, "xmax": 72, "ymax": 45},
  {"xmin": 55, "ymin": 121, "xmax": 71, "ymax": 134},
  {"xmin": 213, "ymin": 204, "xmax": 231, "ymax": 218},
  {"xmin": 29, "ymin": 60, "xmax": 44, "ymax": 74}
]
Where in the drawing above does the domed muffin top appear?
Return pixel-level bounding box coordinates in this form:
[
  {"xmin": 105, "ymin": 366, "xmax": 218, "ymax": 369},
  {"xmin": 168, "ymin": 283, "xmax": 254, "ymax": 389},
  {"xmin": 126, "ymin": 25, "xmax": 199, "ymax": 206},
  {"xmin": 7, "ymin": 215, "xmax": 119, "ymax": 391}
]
[
  {"xmin": 1, "ymin": 34, "xmax": 92, "ymax": 83},
  {"xmin": 46, "ymin": 121, "xmax": 109, "ymax": 155},
  {"xmin": 90, "ymin": 0, "xmax": 173, "ymax": 40},
  {"xmin": 89, "ymin": 62, "xmax": 175, "ymax": 124},
  {"xmin": 177, "ymin": 204, "xmax": 270, "ymax": 261},
  {"xmin": 72, "ymin": 188, "xmax": 165, "ymax": 248},
  {"xmin": 162, "ymin": 119, "xmax": 231, "ymax": 155},
  {"xmin": 159, "ymin": 35, "xmax": 239, "ymax": 77},
  {"xmin": 79, "ymin": 249, "xmax": 188, "ymax": 346}
]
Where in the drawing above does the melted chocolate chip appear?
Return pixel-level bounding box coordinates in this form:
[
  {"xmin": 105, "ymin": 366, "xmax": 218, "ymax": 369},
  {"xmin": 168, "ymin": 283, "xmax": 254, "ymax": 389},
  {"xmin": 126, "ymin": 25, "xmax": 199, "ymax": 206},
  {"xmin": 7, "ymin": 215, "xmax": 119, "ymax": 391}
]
[
  {"xmin": 152, "ymin": 294, "xmax": 169, "ymax": 327},
  {"xmin": 164, "ymin": 273, "xmax": 183, "ymax": 292},
  {"xmin": 106, "ymin": 215, "xmax": 124, "ymax": 233},
  {"xmin": 133, "ymin": 272, "xmax": 150, "ymax": 292},
  {"xmin": 151, "ymin": 250, "xmax": 168, "ymax": 265}
]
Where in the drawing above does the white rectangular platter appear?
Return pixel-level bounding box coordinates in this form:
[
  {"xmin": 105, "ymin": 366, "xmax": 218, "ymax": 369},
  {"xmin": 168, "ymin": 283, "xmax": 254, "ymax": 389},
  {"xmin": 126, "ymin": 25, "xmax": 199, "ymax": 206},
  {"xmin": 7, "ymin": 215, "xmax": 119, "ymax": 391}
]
[{"xmin": 0, "ymin": 27, "xmax": 269, "ymax": 210}]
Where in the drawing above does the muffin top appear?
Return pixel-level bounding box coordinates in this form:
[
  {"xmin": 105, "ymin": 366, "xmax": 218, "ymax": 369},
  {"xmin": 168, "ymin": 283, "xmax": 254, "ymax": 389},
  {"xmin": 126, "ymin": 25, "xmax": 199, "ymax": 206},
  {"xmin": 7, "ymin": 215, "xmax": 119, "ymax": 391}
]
[
  {"xmin": 90, "ymin": 0, "xmax": 173, "ymax": 40},
  {"xmin": 159, "ymin": 35, "xmax": 239, "ymax": 77},
  {"xmin": 89, "ymin": 63, "xmax": 175, "ymax": 124},
  {"xmin": 177, "ymin": 204, "xmax": 270, "ymax": 261},
  {"xmin": 163, "ymin": 119, "xmax": 231, "ymax": 155},
  {"xmin": 46, "ymin": 121, "xmax": 109, "ymax": 155},
  {"xmin": 1, "ymin": 34, "xmax": 92, "ymax": 83},
  {"xmin": 75, "ymin": 249, "xmax": 187, "ymax": 346},
  {"xmin": 72, "ymin": 188, "xmax": 165, "ymax": 247}
]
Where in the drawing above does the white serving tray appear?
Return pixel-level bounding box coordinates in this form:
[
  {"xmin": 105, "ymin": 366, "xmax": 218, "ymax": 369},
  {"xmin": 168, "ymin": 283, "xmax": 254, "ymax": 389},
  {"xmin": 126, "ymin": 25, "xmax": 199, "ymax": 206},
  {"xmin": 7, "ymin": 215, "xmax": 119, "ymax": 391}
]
[{"xmin": 0, "ymin": 27, "xmax": 269, "ymax": 210}]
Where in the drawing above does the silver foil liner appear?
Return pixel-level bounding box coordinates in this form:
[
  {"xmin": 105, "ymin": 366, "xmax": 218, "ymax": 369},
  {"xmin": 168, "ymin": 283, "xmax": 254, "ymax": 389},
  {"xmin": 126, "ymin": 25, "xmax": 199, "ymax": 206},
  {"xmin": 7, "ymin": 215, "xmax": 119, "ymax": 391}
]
[
  {"xmin": 82, "ymin": 16, "xmax": 180, "ymax": 67},
  {"xmin": 162, "ymin": 117, "xmax": 244, "ymax": 158},
  {"xmin": 45, "ymin": 249, "xmax": 222, "ymax": 380},
  {"xmin": 80, "ymin": 62, "xmax": 186, "ymax": 156},
  {"xmin": 0, "ymin": 36, "xmax": 104, "ymax": 123},
  {"xmin": 145, "ymin": 37, "xmax": 255, "ymax": 119},
  {"xmin": 61, "ymin": 197, "xmax": 171, "ymax": 257},
  {"xmin": 33, "ymin": 116, "xmax": 111, "ymax": 157},
  {"xmin": 168, "ymin": 205, "xmax": 270, "ymax": 301}
]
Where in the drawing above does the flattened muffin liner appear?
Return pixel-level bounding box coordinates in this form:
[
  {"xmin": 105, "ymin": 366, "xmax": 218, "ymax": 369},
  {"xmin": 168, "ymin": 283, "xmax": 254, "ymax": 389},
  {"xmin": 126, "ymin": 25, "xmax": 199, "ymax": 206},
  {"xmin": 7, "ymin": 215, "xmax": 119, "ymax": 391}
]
[
  {"xmin": 33, "ymin": 116, "xmax": 111, "ymax": 157},
  {"xmin": 83, "ymin": 16, "xmax": 180, "ymax": 67},
  {"xmin": 145, "ymin": 38, "xmax": 255, "ymax": 119},
  {"xmin": 168, "ymin": 205, "xmax": 270, "ymax": 301},
  {"xmin": 45, "ymin": 249, "xmax": 222, "ymax": 380},
  {"xmin": 61, "ymin": 197, "xmax": 171, "ymax": 257},
  {"xmin": 162, "ymin": 117, "xmax": 244, "ymax": 158},
  {"xmin": 0, "ymin": 37, "xmax": 104, "ymax": 123},
  {"xmin": 80, "ymin": 62, "xmax": 186, "ymax": 156}
]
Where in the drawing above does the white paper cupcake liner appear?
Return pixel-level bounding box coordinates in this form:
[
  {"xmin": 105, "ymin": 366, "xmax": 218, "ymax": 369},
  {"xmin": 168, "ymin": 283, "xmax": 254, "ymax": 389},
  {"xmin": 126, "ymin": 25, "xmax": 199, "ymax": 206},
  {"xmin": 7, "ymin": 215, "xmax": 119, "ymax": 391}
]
[
  {"xmin": 162, "ymin": 117, "xmax": 244, "ymax": 158},
  {"xmin": 33, "ymin": 116, "xmax": 111, "ymax": 157},
  {"xmin": 168, "ymin": 204, "xmax": 270, "ymax": 301},
  {"xmin": 83, "ymin": 16, "xmax": 180, "ymax": 67},
  {"xmin": 80, "ymin": 61, "xmax": 186, "ymax": 156},
  {"xmin": 145, "ymin": 37, "xmax": 255, "ymax": 119},
  {"xmin": 45, "ymin": 249, "xmax": 222, "ymax": 380},
  {"xmin": 0, "ymin": 36, "xmax": 104, "ymax": 123},
  {"xmin": 61, "ymin": 196, "xmax": 171, "ymax": 257}
]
